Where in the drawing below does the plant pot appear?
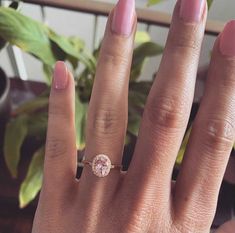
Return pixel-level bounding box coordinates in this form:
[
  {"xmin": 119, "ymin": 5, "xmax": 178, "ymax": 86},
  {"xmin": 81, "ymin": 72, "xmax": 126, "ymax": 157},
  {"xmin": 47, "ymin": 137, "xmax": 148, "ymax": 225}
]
[{"xmin": 0, "ymin": 67, "xmax": 11, "ymax": 147}]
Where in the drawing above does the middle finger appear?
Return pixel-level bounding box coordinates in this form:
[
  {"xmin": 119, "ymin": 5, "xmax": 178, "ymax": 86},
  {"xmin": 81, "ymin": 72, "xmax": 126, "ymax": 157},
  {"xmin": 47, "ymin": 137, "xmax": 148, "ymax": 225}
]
[{"xmin": 125, "ymin": 0, "xmax": 207, "ymax": 211}]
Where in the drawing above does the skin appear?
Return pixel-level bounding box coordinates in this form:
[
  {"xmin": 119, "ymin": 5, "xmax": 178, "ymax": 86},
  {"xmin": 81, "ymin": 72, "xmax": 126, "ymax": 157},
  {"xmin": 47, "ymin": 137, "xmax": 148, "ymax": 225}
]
[{"xmin": 32, "ymin": 2, "xmax": 235, "ymax": 233}]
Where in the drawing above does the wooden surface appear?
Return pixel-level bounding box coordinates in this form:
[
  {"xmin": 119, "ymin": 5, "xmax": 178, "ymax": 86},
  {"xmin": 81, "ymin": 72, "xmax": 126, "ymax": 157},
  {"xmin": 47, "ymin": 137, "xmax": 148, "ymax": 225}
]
[{"xmin": 23, "ymin": 0, "xmax": 224, "ymax": 36}]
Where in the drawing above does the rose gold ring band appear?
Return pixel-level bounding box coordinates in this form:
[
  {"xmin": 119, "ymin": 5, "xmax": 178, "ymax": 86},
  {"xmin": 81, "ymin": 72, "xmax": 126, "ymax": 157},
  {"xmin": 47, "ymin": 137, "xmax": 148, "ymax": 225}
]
[{"xmin": 81, "ymin": 160, "xmax": 122, "ymax": 169}]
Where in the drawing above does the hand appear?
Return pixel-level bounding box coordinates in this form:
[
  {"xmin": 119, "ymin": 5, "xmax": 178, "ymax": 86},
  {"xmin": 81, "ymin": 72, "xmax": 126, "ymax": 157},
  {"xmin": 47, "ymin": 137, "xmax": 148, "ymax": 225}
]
[
  {"xmin": 215, "ymin": 220, "xmax": 235, "ymax": 233},
  {"xmin": 32, "ymin": 0, "xmax": 235, "ymax": 232}
]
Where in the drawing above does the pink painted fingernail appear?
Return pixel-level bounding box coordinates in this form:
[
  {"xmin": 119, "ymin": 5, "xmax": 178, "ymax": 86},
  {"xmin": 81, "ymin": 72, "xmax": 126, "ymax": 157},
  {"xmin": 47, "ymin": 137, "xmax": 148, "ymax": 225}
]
[
  {"xmin": 112, "ymin": 0, "xmax": 135, "ymax": 36},
  {"xmin": 220, "ymin": 20, "xmax": 235, "ymax": 57},
  {"xmin": 180, "ymin": 0, "xmax": 205, "ymax": 23},
  {"xmin": 53, "ymin": 61, "xmax": 68, "ymax": 90}
]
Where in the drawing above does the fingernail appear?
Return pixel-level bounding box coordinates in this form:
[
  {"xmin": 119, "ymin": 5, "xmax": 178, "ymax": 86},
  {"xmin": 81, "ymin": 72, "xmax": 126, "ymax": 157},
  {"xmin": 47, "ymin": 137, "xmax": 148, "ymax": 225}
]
[
  {"xmin": 112, "ymin": 0, "xmax": 135, "ymax": 36},
  {"xmin": 220, "ymin": 20, "xmax": 235, "ymax": 57},
  {"xmin": 180, "ymin": 0, "xmax": 205, "ymax": 23},
  {"xmin": 53, "ymin": 61, "xmax": 68, "ymax": 90}
]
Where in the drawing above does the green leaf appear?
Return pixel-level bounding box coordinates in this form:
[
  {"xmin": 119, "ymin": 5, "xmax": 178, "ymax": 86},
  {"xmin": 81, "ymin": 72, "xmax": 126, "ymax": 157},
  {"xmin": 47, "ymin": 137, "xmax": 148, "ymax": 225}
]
[
  {"xmin": 47, "ymin": 29, "xmax": 96, "ymax": 72},
  {"xmin": 135, "ymin": 31, "xmax": 151, "ymax": 45},
  {"xmin": 19, "ymin": 146, "xmax": 45, "ymax": 208},
  {"xmin": 207, "ymin": 0, "xmax": 213, "ymax": 9},
  {"xmin": 76, "ymin": 70, "xmax": 94, "ymax": 101},
  {"xmin": 147, "ymin": 0, "xmax": 213, "ymax": 9},
  {"xmin": 176, "ymin": 127, "xmax": 192, "ymax": 165},
  {"xmin": 9, "ymin": 1, "xmax": 20, "ymax": 10},
  {"xmin": 128, "ymin": 82, "xmax": 152, "ymax": 136},
  {"xmin": 128, "ymin": 82, "xmax": 152, "ymax": 137},
  {"xmin": 28, "ymin": 113, "xmax": 48, "ymax": 137},
  {"xmin": 128, "ymin": 113, "xmax": 141, "ymax": 136},
  {"xmin": 75, "ymin": 94, "xmax": 87, "ymax": 149},
  {"xmin": 131, "ymin": 42, "xmax": 164, "ymax": 81},
  {"xmin": 66, "ymin": 36, "xmax": 85, "ymax": 69},
  {"xmin": 68, "ymin": 36, "xmax": 85, "ymax": 52},
  {"xmin": 0, "ymin": 7, "xmax": 57, "ymax": 66},
  {"xmin": 129, "ymin": 81, "xmax": 152, "ymax": 98},
  {"xmin": 14, "ymin": 97, "xmax": 48, "ymax": 115},
  {"xmin": 0, "ymin": 35, "xmax": 6, "ymax": 50},
  {"xmin": 4, "ymin": 115, "xmax": 28, "ymax": 178},
  {"xmin": 129, "ymin": 91, "xmax": 146, "ymax": 111},
  {"xmin": 42, "ymin": 63, "xmax": 53, "ymax": 85},
  {"xmin": 0, "ymin": 7, "xmax": 94, "ymax": 74},
  {"xmin": 147, "ymin": 0, "xmax": 163, "ymax": 6}
]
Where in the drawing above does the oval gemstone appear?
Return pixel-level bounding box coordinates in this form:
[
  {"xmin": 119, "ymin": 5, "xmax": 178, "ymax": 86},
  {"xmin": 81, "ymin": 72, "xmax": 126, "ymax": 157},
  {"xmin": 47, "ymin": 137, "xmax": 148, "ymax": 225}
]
[{"xmin": 91, "ymin": 154, "xmax": 111, "ymax": 177}]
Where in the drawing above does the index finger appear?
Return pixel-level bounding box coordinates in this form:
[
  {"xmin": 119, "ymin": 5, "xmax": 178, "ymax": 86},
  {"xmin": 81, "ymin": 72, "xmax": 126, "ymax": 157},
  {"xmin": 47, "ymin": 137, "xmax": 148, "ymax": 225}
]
[{"xmin": 43, "ymin": 62, "xmax": 77, "ymax": 193}]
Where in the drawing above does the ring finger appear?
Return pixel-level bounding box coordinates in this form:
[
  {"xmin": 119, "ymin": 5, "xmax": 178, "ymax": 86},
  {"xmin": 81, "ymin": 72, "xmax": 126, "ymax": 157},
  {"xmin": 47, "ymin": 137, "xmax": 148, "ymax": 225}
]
[{"xmin": 78, "ymin": 0, "xmax": 136, "ymax": 198}]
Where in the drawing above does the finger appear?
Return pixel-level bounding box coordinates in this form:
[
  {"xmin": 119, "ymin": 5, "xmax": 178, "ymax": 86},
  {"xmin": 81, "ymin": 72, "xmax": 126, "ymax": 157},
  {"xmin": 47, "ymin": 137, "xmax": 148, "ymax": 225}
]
[
  {"xmin": 215, "ymin": 220, "xmax": 235, "ymax": 233},
  {"xmin": 78, "ymin": 0, "xmax": 136, "ymax": 191},
  {"xmin": 43, "ymin": 61, "xmax": 76, "ymax": 193},
  {"xmin": 174, "ymin": 21, "xmax": 235, "ymax": 230},
  {"xmin": 124, "ymin": 0, "xmax": 207, "ymax": 206}
]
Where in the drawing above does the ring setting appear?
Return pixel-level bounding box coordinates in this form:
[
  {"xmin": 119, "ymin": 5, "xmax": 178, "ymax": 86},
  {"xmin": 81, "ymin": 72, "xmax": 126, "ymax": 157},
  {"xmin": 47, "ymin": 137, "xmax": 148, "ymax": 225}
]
[
  {"xmin": 92, "ymin": 154, "xmax": 112, "ymax": 177},
  {"xmin": 79, "ymin": 154, "xmax": 122, "ymax": 178}
]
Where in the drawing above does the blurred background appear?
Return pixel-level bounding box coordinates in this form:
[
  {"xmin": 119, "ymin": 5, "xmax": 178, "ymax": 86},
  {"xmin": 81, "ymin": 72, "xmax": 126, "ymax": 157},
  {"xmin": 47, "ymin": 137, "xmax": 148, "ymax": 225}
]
[
  {"xmin": 0, "ymin": 1, "xmax": 235, "ymax": 233},
  {"xmin": 1, "ymin": 0, "xmax": 235, "ymax": 82}
]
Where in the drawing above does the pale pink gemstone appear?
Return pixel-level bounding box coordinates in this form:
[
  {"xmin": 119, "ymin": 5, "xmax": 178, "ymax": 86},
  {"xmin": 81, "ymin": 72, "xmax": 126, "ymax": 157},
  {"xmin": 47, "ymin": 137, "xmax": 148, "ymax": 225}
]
[{"xmin": 92, "ymin": 154, "xmax": 111, "ymax": 177}]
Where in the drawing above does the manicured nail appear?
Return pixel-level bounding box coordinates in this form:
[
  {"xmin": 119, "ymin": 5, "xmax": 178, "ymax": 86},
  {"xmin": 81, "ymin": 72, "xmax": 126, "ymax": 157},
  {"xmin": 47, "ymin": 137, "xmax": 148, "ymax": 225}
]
[
  {"xmin": 180, "ymin": 0, "xmax": 205, "ymax": 23},
  {"xmin": 220, "ymin": 20, "xmax": 235, "ymax": 57},
  {"xmin": 53, "ymin": 61, "xmax": 68, "ymax": 90},
  {"xmin": 112, "ymin": 0, "xmax": 135, "ymax": 36}
]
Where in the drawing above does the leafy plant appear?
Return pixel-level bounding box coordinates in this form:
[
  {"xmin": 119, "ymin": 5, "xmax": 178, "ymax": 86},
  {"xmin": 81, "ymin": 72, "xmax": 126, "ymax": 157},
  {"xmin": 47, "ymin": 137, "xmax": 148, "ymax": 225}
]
[
  {"xmin": 19, "ymin": 146, "xmax": 45, "ymax": 208},
  {"xmin": 207, "ymin": 0, "xmax": 214, "ymax": 9},
  {"xmin": 147, "ymin": 0, "xmax": 163, "ymax": 7},
  {"xmin": 0, "ymin": 4, "xmax": 163, "ymax": 207},
  {"xmin": 1, "ymin": 0, "xmax": 220, "ymax": 208},
  {"xmin": 147, "ymin": 0, "xmax": 214, "ymax": 9}
]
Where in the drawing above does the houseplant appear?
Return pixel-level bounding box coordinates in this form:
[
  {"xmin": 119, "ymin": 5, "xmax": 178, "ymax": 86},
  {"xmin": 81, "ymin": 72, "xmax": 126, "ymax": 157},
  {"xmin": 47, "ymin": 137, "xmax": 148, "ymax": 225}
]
[
  {"xmin": 0, "ymin": 0, "xmax": 14, "ymax": 148},
  {"xmin": 1, "ymin": 0, "xmax": 234, "ymax": 213},
  {"xmin": 0, "ymin": 67, "xmax": 11, "ymax": 145},
  {"xmin": 0, "ymin": 1, "xmax": 164, "ymax": 208}
]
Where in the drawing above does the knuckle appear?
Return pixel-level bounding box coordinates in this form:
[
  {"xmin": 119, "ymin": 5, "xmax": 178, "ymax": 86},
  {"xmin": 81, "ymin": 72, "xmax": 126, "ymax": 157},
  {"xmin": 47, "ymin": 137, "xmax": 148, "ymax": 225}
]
[
  {"xmin": 122, "ymin": 207, "xmax": 152, "ymax": 233},
  {"xmin": 168, "ymin": 27, "xmax": 200, "ymax": 55},
  {"xmin": 99, "ymin": 46, "xmax": 129, "ymax": 69},
  {"xmin": 89, "ymin": 107, "xmax": 121, "ymax": 136},
  {"xmin": 200, "ymin": 117, "xmax": 235, "ymax": 153},
  {"xmin": 46, "ymin": 137, "xmax": 68, "ymax": 159},
  {"xmin": 144, "ymin": 95, "xmax": 186, "ymax": 131},
  {"xmin": 173, "ymin": 219, "xmax": 209, "ymax": 233},
  {"xmin": 172, "ymin": 210, "xmax": 211, "ymax": 233}
]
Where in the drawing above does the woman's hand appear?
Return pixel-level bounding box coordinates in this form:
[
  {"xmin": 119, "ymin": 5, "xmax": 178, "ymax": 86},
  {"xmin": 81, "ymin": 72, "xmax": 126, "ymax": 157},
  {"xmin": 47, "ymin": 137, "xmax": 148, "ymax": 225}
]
[{"xmin": 32, "ymin": 0, "xmax": 235, "ymax": 232}]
